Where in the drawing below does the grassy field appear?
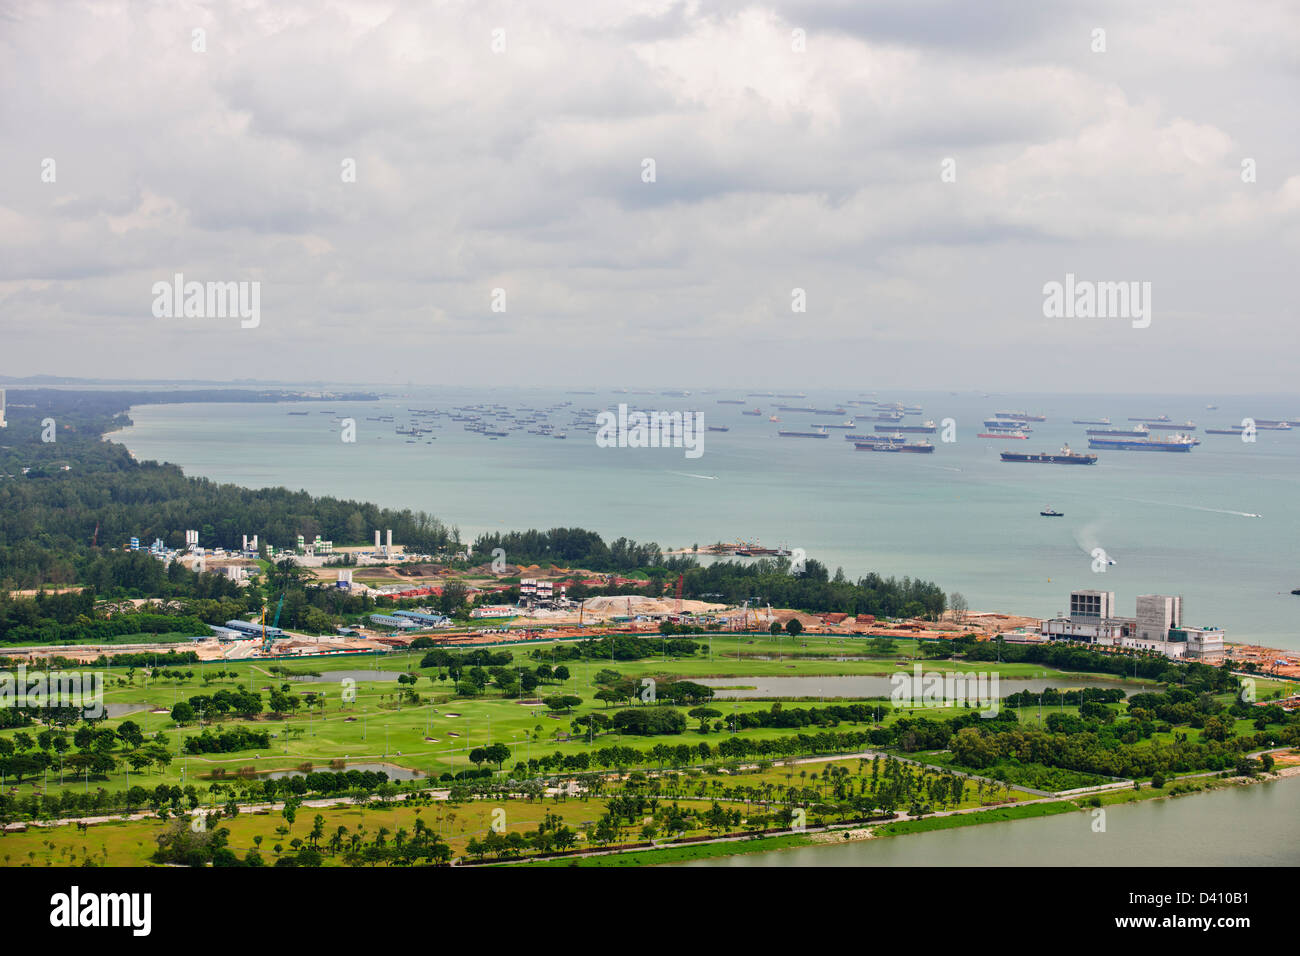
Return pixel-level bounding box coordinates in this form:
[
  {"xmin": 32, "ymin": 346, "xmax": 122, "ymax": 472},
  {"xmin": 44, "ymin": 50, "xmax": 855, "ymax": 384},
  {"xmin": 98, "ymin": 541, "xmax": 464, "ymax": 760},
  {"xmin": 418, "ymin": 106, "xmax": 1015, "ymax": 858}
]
[
  {"xmin": 0, "ymin": 638, "xmax": 1150, "ymax": 799},
  {"xmin": 875, "ymin": 800, "xmax": 1077, "ymax": 836},
  {"xmin": 0, "ymin": 752, "xmax": 1029, "ymax": 868}
]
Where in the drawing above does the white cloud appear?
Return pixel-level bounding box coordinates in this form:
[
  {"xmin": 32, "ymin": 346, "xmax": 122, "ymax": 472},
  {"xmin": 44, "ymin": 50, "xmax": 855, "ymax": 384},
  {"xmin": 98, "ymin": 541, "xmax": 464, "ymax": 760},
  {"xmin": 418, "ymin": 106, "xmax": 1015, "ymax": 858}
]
[{"xmin": 0, "ymin": 0, "xmax": 1296, "ymax": 389}]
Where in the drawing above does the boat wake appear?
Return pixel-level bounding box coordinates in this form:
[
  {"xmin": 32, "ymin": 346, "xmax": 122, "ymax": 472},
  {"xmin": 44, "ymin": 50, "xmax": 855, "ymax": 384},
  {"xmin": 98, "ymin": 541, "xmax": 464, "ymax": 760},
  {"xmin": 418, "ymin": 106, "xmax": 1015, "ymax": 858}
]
[
  {"xmin": 671, "ymin": 472, "xmax": 719, "ymax": 480},
  {"xmin": 1123, "ymin": 497, "xmax": 1261, "ymax": 519},
  {"xmin": 1073, "ymin": 522, "xmax": 1118, "ymax": 566}
]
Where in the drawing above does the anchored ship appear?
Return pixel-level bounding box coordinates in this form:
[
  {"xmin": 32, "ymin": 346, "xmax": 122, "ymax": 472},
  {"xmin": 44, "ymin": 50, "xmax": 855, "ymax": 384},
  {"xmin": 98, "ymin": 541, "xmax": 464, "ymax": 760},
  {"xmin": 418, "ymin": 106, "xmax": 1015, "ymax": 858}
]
[
  {"xmin": 1001, "ymin": 444, "xmax": 1098, "ymax": 465},
  {"xmin": 878, "ymin": 420, "xmax": 936, "ymax": 433},
  {"xmin": 1088, "ymin": 434, "xmax": 1197, "ymax": 452},
  {"xmin": 854, "ymin": 439, "xmax": 934, "ymax": 454},
  {"xmin": 1087, "ymin": 425, "xmax": 1149, "ymax": 436}
]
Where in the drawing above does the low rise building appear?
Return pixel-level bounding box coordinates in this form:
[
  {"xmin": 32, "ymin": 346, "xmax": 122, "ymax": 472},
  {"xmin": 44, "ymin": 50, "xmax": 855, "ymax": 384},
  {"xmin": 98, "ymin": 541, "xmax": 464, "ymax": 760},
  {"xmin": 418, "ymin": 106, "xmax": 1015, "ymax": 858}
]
[{"xmin": 1041, "ymin": 589, "xmax": 1224, "ymax": 662}]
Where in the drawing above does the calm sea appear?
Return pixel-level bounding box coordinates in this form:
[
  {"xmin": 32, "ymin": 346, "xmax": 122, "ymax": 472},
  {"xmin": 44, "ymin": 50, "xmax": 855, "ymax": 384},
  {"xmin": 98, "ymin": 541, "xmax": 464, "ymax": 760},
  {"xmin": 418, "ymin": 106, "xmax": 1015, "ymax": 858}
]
[{"xmin": 110, "ymin": 387, "xmax": 1300, "ymax": 651}]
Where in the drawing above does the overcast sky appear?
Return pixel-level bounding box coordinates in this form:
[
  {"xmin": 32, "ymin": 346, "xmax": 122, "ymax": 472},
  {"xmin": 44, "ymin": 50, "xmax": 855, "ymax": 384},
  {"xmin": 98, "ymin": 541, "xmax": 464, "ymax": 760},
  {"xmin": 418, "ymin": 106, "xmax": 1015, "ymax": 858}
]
[{"xmin": 1, "ymin": 0, "xmax": 1297, "ymax": 392}]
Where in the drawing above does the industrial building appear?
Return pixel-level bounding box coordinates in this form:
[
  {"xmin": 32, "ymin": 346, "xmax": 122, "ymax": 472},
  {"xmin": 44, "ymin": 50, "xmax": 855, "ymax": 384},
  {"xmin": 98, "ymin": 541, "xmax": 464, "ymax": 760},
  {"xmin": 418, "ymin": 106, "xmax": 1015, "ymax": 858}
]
[
  {"xmin": 391, "ymin": 609, "xmax": 450, "ymax": 627},
  {"xmin": 223, "ymin": 619, "xmax": 286, "ymax": 639},
  {"xmin": 1040, "ymin": 590, "xmax": 1225, "ymax": 662},
  {"xmin": 369, "ymin": 613, "xmax": 419, "ymax": 629}
]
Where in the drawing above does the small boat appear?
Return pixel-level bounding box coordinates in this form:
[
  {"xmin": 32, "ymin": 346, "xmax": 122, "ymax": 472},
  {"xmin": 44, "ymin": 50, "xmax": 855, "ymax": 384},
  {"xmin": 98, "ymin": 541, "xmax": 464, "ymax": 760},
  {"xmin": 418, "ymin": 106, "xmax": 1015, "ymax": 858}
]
[{"xmin": 1040, "ymin": 508, "xmax": 1064, "ymax": 517}]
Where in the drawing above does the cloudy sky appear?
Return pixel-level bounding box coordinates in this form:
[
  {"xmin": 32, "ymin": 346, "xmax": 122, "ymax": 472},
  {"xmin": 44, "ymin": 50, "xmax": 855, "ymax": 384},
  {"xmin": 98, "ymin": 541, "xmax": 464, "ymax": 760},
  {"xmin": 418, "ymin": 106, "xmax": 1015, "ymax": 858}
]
[{"xmin": 1, "ymin": 0, "xmax": 1297, "ymax": 392}]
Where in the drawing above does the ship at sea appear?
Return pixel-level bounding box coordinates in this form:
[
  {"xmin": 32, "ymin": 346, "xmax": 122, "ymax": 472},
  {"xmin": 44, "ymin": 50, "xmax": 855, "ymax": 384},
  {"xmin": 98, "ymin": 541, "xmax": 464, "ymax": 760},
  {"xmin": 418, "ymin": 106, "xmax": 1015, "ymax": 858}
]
[
  {"xmin": 742, "ymin": 408, "xmax": 762, "ymax": 416},
  {"xmin": 979, "ymin": 430, "xmax": 1028, "ymax": 439},
  {"xmin": 984, "ymin": 419, "xmax": 1033, "ymax": 432},
  {"xmin": 1001, "ymin": 444, "xmax": 1097, "ymax": 465},
  {"xmin": 854, "ymin": 439, "xmax": 934, "ymax": 454},
  {"xmin": 1086, "ymin": 425, "xmax": 1149, "ymax": 436},
  {"xmin": 1146, "ymin": 420, "xmax": 1197, "ymax": 431},
  {"xmin": 707, "ymin": 425, "xmax": 730, "ymax": 432},
  {"xmin": 1072, "ymin": 417, "xmax": 1111, "ymax": 425},
  {"xmin": 778, "ymin": 429, "xmax": 828, "ymax": 438},
  {"xmin": 1252, "ymin": 419, "xmax": 1297, "ymax": 429},
  {"xmin": 878, "ymin": 420, "xmax": 936, "ymax": 434},
  {"xmin": 1088, "ymin": 434, "xmax": 1197, "ymax": 452},
  {"xmin": 1128, "ymin": 415, "xmax": 1171, "ymax": 423},
  {"xmin": 995, "ymin": 410, "xmax": 1047, "ymax": 422}
]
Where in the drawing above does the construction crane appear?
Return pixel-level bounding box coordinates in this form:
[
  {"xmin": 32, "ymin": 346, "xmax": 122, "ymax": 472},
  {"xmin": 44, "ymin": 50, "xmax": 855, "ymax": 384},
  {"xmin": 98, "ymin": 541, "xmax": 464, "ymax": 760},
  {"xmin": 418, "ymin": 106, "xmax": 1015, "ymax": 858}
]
[{"xmin": 262, "ymin": 592, "xmax": 285, "ymax": 655}]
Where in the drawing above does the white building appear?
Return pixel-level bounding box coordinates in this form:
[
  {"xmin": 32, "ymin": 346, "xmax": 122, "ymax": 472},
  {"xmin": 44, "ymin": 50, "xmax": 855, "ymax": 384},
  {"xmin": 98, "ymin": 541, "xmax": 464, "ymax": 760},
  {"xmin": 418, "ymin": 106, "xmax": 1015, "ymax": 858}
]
[{"xmin": 1041, "ymin": 589, "xmax": 1224, "ymax": 662}]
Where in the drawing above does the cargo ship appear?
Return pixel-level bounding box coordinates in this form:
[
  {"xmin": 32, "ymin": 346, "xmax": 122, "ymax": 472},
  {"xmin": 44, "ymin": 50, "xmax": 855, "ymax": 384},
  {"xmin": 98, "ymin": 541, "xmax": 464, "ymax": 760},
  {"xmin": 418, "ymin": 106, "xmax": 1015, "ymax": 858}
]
[
  {"xmin": 1001, "ymin": 444, "xmax": 1097, "ymax": 465},
  {"xmin": 1088, "ymin": 434, "xmax": 1197, "ymax": 452},
  {"xmin": 1072, "ymin": 417, "xmax": 1111, "ymax": 425},
  {"xmin": 1041, "ymin": 508, "xmax": 1064, "ymax": 516},
  {"xmin": 1086, "ymin": 425, "xmax": 1148, "ymax": 436},
  {"xmin": 979, "ymin": 430, "xmax": 1028, "ymax": 439},
  {"xmin": 776, "ymin": 406, "xmax": 818, "ymax": 413},
  {"xmin": 778, "ymin": 429, "xmax": 829, "ymax": 438},
  {"xmin": 984, "ymin": 419, "xmax": 1033, "ymax": 431},
  {"xmin": 1146, "ymin": 420, "xmax": 1197, "ymax": 431},
  {"xmin": 716, "ymin": 399, "xmax": 746, "ymax": 405},
  {"xmin": 996, "ymin": 410, "xmax": 1047, "ymax": 422},
  {"xmin": 707, "ymin": 425, "xmax": 730, "ymax": 432},
  {"xmin": 820, "ymin": 420, "xmax": 856, "ymax": 429},
  {"xmin": 742, "ymin": 408, "xmax": 762, "ymax": 416},
  {"xmin": 1205, "ymin": 426, "xmax": 1247, "ymax": 435},
  {"xmin": 878, "ymin": 420, "xmax": 936, "ymax": 433},
  {"xmin": 1128, "ymin": 415, "xmax": 1170, "ymax": 423},
  {"xmin": 1252, "ymin": 419, "xmax": 1296, "ymax": 429},
  {"xmin": 854, "ymin": 439, "xmax": 934, "ymax": 453}
]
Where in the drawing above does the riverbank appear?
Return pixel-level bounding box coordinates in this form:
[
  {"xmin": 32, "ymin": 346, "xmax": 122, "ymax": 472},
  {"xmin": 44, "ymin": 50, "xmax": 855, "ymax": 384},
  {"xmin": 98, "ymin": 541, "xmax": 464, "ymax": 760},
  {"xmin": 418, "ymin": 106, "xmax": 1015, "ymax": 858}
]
[{"xmin": 502, "ymin": 760, "xmax": 1300, "ymax": 867}]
